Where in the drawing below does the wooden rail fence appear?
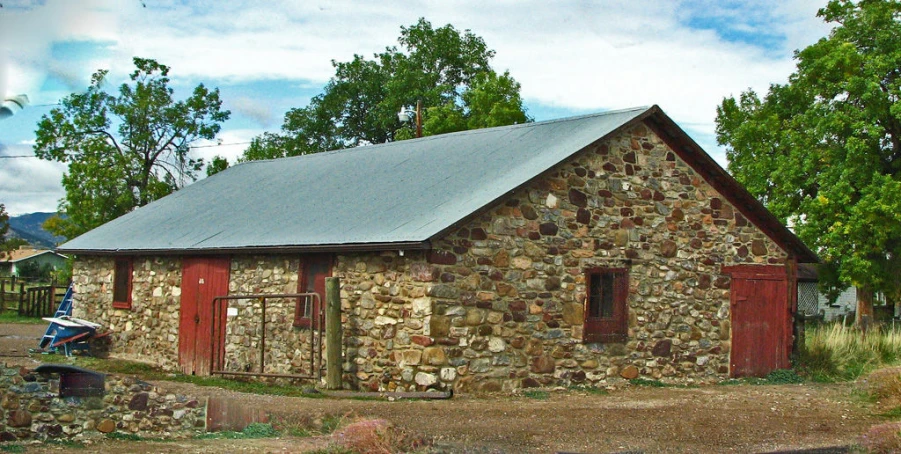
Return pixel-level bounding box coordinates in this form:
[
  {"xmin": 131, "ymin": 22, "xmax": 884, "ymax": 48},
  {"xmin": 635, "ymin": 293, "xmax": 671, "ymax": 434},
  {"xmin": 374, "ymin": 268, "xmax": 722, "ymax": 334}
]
[{"xmin": 0, "ymin": 277, "xmax": 69, "ymax": 317}]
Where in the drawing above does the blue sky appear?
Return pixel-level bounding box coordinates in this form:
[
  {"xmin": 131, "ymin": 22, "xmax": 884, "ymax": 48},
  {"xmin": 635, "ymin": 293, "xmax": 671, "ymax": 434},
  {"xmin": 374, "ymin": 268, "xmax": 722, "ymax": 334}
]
[{"xmin": 0, "ymin": 0, "xmax": 832, "ymax": 215}]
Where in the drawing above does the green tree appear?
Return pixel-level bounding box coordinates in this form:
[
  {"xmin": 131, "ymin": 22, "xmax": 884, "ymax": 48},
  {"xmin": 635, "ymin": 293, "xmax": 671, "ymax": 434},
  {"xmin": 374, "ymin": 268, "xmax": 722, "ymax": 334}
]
[
  {"xmin": 34, "ymin": 57, "xmax": 231, "ymax": 239},
  {"xmin": 715, "ymin": 0, "xmax": 901, "ymax": 321},
  {"xmin": 243, "ymin": 18, "xmax": 530, "ymax": 160},
  {"xmin": 0, "ymin": 204, "xmax": 27, "ymax": 260},
  {"xmin": 206, "ymin": 155, "xmax": 229, "ymax": 177},
  {"xmin": 16, "ymin": 261, "xmax": 54, "ymax": 282}
]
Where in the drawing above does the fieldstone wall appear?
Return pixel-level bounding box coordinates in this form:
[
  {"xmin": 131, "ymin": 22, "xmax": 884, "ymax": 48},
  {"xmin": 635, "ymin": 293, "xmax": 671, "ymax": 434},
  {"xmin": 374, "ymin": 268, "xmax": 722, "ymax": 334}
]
[
  {"xmin": 0, "ymin": 364, "xmax": 204, "ymax": 443},
  {"xmin": 223, "ymin": 256, "xmax": 323, "ymax": 377},
  {"xmin": 72, "ymin": 257, "xmax": 183, "ymax": 370},
  {"xmin": 335, "ymin": 252, "xmax": 435, "ymax": 392},
  {"xmin": 67, "ymin": 122, "xmax": 793, "ymax": 393}
]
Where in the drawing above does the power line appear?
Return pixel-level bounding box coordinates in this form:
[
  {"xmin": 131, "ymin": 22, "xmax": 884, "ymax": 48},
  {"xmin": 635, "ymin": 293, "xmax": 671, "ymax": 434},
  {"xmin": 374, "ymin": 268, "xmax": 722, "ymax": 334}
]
[
  {"xmin": 189, "ymin": 141, "xmax": 252, "ymax": 149},
  {"xmin": 0, "ymin": 140, "xmax": 254, "ymax": 159}
]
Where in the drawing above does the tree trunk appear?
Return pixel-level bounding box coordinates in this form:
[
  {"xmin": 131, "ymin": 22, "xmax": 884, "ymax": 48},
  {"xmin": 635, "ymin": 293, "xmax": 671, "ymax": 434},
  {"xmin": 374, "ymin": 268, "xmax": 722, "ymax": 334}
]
[{"xmin": 856, "ymin": 285, "xmax": 875, "ymax": 329}]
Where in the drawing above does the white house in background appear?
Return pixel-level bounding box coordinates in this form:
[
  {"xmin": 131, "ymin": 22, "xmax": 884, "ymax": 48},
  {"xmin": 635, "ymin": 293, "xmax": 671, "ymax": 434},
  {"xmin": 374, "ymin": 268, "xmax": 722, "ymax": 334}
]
[
  {"xmin": 0, "ymin": 247, "xmax": 68, "ymax": 277},
  {"xmin": 797, "ymin": 264, "xmax": 880, "ymax": 322}
]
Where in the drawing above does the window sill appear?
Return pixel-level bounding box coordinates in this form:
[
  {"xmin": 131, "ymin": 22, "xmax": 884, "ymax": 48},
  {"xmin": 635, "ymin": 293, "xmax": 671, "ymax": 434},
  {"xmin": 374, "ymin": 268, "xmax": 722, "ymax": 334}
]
[{"xmin": 112, "ymin": 301, "xmax": 132, "ymax": 310}]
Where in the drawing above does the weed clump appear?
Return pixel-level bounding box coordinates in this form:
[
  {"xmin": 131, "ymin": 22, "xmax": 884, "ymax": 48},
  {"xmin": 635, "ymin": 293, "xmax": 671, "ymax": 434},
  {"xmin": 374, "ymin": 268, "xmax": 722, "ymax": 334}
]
[
  {"xmin": 861, "ymin": 367, "xmax": 901, "ymax": 401},
  {"xmin": 764, "ymin": 369, "xmax": 804, "ymax": 384},
  {"xmin": 331, "ymin": 419, "xmax": 394, "ymax": 454}
]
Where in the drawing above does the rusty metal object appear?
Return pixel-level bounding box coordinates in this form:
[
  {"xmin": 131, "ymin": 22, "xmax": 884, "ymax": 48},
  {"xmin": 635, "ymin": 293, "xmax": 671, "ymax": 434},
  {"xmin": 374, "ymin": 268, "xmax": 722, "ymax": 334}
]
[
  {"xmin": 210, "ymin": 293, "xmax": 323, "ymax": 381},
  {"xmin": 34, "ymin": 364, "xmax": 105, "ymax": 397}
]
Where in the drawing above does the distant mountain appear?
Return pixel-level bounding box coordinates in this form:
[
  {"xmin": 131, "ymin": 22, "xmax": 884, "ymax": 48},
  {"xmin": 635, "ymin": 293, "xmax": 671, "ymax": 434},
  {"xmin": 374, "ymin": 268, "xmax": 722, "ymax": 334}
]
[{"xmin": 7, "ymin": 212, "xmax": 66, "ymax": 249}]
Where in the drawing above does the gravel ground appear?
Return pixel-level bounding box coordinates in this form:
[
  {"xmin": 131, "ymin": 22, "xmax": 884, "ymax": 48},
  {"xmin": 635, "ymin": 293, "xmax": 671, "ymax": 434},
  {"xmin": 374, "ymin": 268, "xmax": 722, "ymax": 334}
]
[
  {"xmin": 0, "ymin": 323, "xmax": 881, "ymax": 453},
  {"xmin": 0, "ymin": 322, "xmax": 45, "ymax": 368}
]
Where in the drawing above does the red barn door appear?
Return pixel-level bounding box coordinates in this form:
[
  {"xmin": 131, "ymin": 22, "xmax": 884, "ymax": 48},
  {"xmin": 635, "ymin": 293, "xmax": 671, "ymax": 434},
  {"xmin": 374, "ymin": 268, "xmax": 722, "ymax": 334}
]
[
  {"xmin": 724, "ymin": 265, "xmax": 792, "ymax": 378},
  {"xmin": 179, "ymin": 257, "xmax": 230, "ymax": 376}
]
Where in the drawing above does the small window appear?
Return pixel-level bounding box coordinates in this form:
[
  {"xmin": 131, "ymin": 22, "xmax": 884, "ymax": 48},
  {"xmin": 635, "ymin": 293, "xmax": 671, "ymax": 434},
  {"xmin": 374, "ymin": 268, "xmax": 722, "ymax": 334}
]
[
  {"xmin": 112, "ymin": 258, "xmax": 133, "ymax": 309},
  {"xmin": 294, "ymin": 255, "xmax": 332, "ymax": 328},
  {"xmin": 583, "ymin": 268, "xmax": 628, "ymax": 343}
]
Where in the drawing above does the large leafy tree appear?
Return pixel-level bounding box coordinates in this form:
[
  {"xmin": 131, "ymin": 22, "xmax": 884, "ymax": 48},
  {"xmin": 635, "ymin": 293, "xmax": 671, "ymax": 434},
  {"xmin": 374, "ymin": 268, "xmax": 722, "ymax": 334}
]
[
  {"xmin": 35, "ymin": 57, "xmax": 230, "ymax": 239},
  {"xmin": 242, "ymin": 18, "xmax": 530, "ymax": 161},
  {"xmin": 715, "ymin": 0, "xmax": 901, "ymax": 321}
]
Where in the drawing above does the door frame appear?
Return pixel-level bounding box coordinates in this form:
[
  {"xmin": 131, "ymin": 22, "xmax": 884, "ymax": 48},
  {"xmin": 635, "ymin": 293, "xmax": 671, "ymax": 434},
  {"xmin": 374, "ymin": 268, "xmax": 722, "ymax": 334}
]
[
  {"xmin": 722, "ymin": 264, "xmax": 793, "ymax": 378},
  {"xmin": 179, "ymin": 256, "xmax": 230, "ymax": 376}
]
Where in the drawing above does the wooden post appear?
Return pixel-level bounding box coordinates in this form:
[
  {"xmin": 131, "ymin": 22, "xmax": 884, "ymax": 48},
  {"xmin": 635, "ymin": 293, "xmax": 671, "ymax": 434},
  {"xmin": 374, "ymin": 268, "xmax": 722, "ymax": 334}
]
[
  {"xmin": 17, "ymin": 283, "xmax": 25, "ymax": 316},
  {"xmin": 0, "ymin": 280, "xmax": 5, "ymax": 314},
  {"xmin": 325, "ymin": 277, "xmax": 342, "ymax": 390}
]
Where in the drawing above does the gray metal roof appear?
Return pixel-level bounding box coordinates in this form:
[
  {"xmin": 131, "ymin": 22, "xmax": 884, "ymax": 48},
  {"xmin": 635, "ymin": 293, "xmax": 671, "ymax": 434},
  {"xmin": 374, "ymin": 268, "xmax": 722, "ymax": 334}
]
[{"xmin": 59, "ymin": 107, "xmax": 656, "ymax": 253}]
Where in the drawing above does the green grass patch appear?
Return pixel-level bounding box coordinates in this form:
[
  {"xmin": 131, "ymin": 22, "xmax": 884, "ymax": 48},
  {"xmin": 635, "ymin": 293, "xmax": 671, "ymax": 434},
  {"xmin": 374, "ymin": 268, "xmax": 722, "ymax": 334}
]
[
  {"xmin": 167, "ymin": 374, "xmax": 326, "ymax": 398},
  {"xmin": 196, "ymin": 423, "xmax": 280, "ymax": 440},
  {"xmin": 567, "ymin": 384, "xmax": 608, "ymax": 395},
  {"xmin": 320, "ymin": 414, "xmax": 344, "ymax": 434},
  {"xmin": 35, "ymin": 354, "xmax": 326, "ymax": 398},
  {"xmin": 522, "ymin": 390, "xmax": 549, "ymax": 399},
  {"xmin": 630, "ymin": 378, "xmax": 667, "ymax": 387},
  {"xmin": 878, "ymin": 406, "xmax": 901, "ymax": 419},
  {"xmin": 0, "ymin": 445, "xmax": 25, "ymax": 453},
  {"xmin": 764, "ymin": 369, "xmax": 804, "ymax": 384},
  {"xmin": 105, "ymin": 432, "xmax": 143, "ymax": 441},
  {"xmin": 0, "ymin": 312, "xmax": 46, "ymax": 324},
  {"xmin": 717, "ymin": 370, "xmax": 804, "ymax": 386}
]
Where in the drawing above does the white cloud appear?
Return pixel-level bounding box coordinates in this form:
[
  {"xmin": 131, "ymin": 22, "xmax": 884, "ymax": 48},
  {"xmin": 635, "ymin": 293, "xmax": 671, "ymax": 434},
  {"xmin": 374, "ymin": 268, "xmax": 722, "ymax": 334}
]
[
  {"xmin": 230, "ymin": 97, "xmax": 276, "ymax": 127},
  {"xmin": 1, "ymin": 0, "xmax": 834, "ymax": 214},
  {"xmin": 1, "ymin": 0, "xmax": 120, "ymax": 97},
  {"xmin": 0, "ymin": 144, "xmax": 66, "ymax": 216}
]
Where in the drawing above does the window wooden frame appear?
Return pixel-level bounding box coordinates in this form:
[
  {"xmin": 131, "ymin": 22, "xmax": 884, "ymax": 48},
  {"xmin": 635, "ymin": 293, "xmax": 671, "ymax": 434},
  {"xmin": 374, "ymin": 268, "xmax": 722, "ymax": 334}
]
[
  {"xmin": 294, "ymin": 254, "xmax": 332, "ymax": 328},
  {"xmin": 112, "ymin": 258, "xmax": 133, "ymax": 309},
  {"xmin": 583, "ymin": 267, "xmax": 628, "ymax": 343}
]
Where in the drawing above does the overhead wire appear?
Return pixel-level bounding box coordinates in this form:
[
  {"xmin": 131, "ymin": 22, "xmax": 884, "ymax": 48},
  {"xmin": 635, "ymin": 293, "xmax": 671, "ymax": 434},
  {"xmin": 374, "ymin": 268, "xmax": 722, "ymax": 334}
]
[{"xmin": 0, "ymin": 140, "xmax": 254, "ymax": 159}]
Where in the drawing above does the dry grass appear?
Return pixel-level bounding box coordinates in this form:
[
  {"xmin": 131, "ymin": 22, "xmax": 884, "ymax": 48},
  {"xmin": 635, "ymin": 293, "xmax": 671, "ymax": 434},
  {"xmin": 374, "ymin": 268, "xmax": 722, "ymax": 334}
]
[
  {"xmin": 330, "ymin": 418, "xmax": 396, "ymax": 454},
  {"xmin": 859, "ymin": 421, "xmax": 901, "ymax": 454},
  {"xmin": 327, "ymin": 417, "xmax": 430, "ymax": 454},
  {"xmin": 862, "ymin": 367, "xmax": 901, "ymax": 402},
  {"xmin": 802, "ymin": 323, "xmax": 901, "ymax": 381}
]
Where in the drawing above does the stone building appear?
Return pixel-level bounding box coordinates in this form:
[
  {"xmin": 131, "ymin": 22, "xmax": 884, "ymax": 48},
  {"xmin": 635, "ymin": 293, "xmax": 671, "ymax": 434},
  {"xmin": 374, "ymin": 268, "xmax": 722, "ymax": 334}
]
[{"xmin": 59, "ymin": 106, "xmax": 817, "ymax": 392}]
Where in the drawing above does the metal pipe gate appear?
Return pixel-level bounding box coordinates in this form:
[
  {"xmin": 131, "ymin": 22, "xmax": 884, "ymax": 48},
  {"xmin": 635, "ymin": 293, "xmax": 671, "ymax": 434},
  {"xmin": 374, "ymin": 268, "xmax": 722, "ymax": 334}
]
[{"xmin": 208, "ymin": 292, "xmax": 323, "ymax": 380}]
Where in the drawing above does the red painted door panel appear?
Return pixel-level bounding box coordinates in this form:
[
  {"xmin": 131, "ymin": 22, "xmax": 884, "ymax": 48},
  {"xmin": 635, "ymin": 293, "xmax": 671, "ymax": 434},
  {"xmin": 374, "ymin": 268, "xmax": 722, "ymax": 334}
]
[
  {"xmin": 728, "ymin": 266, "xmax": 790, "ymax": 377},
  {"xmin": 179, "ymin": 257, "xmax": 230, "ymax": 376}
]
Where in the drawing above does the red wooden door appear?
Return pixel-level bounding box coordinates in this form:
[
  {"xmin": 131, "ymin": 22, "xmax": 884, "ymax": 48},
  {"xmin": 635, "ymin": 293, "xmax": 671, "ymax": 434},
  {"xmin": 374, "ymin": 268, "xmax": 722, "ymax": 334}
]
[
  {"xmin": 725, "ymin": 265, "xmax": 791, "ymax": 377},
  {"xmin": 179, "ymin": 257, "xmax": 230, "ymax": 376},
  {"xmin": 296, "ymin": 255, "xmax": 332, "ymax": 328}
]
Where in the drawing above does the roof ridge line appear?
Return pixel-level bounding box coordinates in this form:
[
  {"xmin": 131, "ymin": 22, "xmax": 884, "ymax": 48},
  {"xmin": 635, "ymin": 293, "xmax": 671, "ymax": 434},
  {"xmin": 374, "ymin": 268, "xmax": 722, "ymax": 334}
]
[{"xmin": 235, "ymin": 106, "xmax": 653, "ymax": 166}]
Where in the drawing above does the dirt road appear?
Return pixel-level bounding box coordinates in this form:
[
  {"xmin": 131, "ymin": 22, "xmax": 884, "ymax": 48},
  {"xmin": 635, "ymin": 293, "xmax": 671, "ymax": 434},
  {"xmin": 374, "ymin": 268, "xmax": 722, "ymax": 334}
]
[
  {"xmin": 0, "ymin": 322, "xmax": 43, "ymax": 368},
  {"xmin": 0, "ymin": 323, "xmax": 880, "ymax": 453},
  {"xmin": 148, "ymin": 381, "xmax": 872, "ymax": 453}
]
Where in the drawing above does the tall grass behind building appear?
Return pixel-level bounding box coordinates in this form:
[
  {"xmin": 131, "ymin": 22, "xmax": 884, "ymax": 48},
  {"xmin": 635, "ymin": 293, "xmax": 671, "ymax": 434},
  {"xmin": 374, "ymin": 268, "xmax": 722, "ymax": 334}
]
[{"xmin": 802, "ymin": 323, "xmax": 901, "ymax": 381}]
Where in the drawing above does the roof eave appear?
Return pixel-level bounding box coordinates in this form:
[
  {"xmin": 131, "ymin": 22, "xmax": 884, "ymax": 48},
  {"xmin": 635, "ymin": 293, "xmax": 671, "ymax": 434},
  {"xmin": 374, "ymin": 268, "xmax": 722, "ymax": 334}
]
[{"xmin": 58, "ymin": 240, "xmax": 433, "ymax": 257}]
